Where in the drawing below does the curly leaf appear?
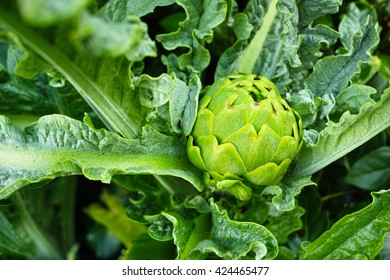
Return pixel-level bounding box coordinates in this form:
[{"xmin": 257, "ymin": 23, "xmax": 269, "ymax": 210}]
[
  {"xmin": 156, "ymin": 0, "xmax": 228, "ymax": 74},
  {"xmin": 168, "ymin": 197, "xmax": 211, "ymax": 260},
  {"xmin": 338, "ymin": 3, "xmax": 377, "ymax": 51},
  {"xmin": 261, "ymin": 176, "xmax": 315, "ymax": 211},
  {"xmin": 0, "ymin": 31, "xmax": 57, "ymax": 80},
  {"xmin": 145, "ymin": 214, "xmax": 174, "ymax": 242},
  {"xmin": 0, "ymin": 114, "xmax": 204, "ymax": 200},
  {"xmin": 291, "ymin": 89, "xmax": 390, "ymax": 178},
  {"xmin": 332, "ymin": 84, "xmax": 376, "ymax": 120},
  {"xmin": 305, "ymin": 15, "xmax": 380, "ymax": 101},
  {"xmin": 300, "ymin": 24, "xmax": 339, "ymax": 62},
  {"xmin": 286, "ymin": 89, "xmax": 327, "ymax": 128},
  {"xmin": 161, "ymin": 209, "xmax": 205, "ymax": 259},
  {"xmin": 189, "ymin": 199, "xmax": 278, "ymax": 260},
  {"xmin": 135, "ymin": 73, "xmax": 200, "ymax": 136},
  {"xmin": 293, "ymin": 24, "xmax": 339, "ymax": 81},
  {"xmin": 113, "ymin": 175, "xmax": 173, "ymax": 224},
  {"xmin": 101, "ymin": 0, "xmax": 175, "ymax": 18},
  {"xmin": 296, "ymin": 0, "xmax": 342, "ymax": 28},
  {"xmin": 145, "ymin": 196, "xmax": 209, "ymax": 259},
  {"xmin": 285, "ymin": 24, "xmax": 339, "ymax": 117},
  {"xmin": 300, "ymin": 189, "xmax": 390, "ymax": 260},
  {"xmin": 72, "ymin": 12, "xmax": 156, "ymax": 61}
]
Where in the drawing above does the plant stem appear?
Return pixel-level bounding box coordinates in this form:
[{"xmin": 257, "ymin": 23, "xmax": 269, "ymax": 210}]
[
  {"xmin": 320, "ymin": 190, "xmax": 358, "ymax": 203},
  {"xmin": 238, "ymin": 0, "xmax": 278, "ymax": 74}
]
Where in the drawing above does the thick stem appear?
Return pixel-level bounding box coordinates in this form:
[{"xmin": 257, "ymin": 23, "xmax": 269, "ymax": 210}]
[{"xmin": 237, "ymin": 0, "xmax": 278, "ymax": 74}]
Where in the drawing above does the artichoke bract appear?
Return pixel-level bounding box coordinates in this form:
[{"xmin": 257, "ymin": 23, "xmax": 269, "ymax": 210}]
[{"xmin": 187, "ymin": 74, "xmax": 302, "ymax": 200}]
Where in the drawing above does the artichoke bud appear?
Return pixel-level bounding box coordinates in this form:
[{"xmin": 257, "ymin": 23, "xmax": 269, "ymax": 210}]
[{"xmin": 187, "ymin": 73, "xmax": 302, "ymax": 200}]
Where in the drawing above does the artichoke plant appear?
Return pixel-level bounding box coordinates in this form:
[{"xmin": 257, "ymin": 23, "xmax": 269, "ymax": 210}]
[{"xmin": 187, "ymin": 74, "xmax": 302, "ymax": 200}]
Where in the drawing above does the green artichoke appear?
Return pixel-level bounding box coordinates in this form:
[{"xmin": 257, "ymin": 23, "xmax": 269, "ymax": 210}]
[{"xmin": 187, "ymin": 74, "xmax": 302, "ymax": 200}]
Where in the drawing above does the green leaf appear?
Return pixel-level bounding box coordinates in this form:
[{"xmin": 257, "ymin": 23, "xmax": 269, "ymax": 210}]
[
  {"xmin": 213, "ymin": 10, "xmax": 253, "ymax": 80},
  {"xmin": 0, "ymin": 114, "xmax": 204, "ymax": 200},
  {"xmin": 304, "ymin": 13, "xmax": 380, "ymax": 105},
  {"xmin": 88, "ymin": 2, "xmax": 159, "ymax": 62},
  {"xmin": 177, "ymin": 75, "xmax": 201, "ymax": 136},
  {"xmin": 145, "ymin": 214, "xmax": 174, "ymax": 241},
  {"xmin": 145, "ymin": 196, "xmax": 210, "ymax": 259},
  {"xmin": 72, "ymin": 12, "xmax": 155, "ymax": 61},
  {"xmin": 178, "ymin": 213, "xmax": 210, "ymax": 259},
  {"xmin": 161, "ymin": 208, "xmax": 205, "ymax": 259},
  {"xmin": 291, "ymin": 89, "xmax": 390, "ymax": 178},
  {"xmin": 236, "ymin": 0, "xmax": 279, "ymax": 75},
  {"xmin": 16, "ymin": 0, "xmax": 90, "ymax": 27},
  {"xmin": 101, "ymin": 0, "xmax": 176, "ymax": 18},
  {"xmin": 0, "ymin": 210, "xmax": 27, "ymax": 255},
  {"xmin": 0, "ymin": 34, "xmax": 92, "ymax": 119},
  {"xmin": 216, "ymin": 0, "xmax": 301, "ymax": 92},
  {"xmin": 286, "ymin": 89, "xmax": 327, "ymax": 128},
  {"xmin": 261, "ymin": 176, "xmax": 315, "ymax": 211},
  {"xmin": 113, "ymin": 175, "xmax": 173, "ymax": 224},
  {"xmin": 231, "ymin": 12, "xmax": 253, "ymax": 41},
  {"xmin": 123, "ymin": 233, "xmax": 176, "ymax": 260},
  {"xmin": 346, "ymin": 146, "xmax": 390, "ymax": 191},
  {"xmin": 290, "ymin": 24, "xmax": 339, "ymax": 92},
  {"xmin": 157, "ymin": 0, "xmax": 228, "ymax": 74},
  {"xmin": 338, "ymin": 3, "xmax": 377, "ymax": 52},
  {"xmin": 300, "ymin": 189, "xmax": 390, "ymax": 260},
  {"xmin": 298, "ymin": 24, "xmax": 339, "ymax": 68},
  {"xmin": 296, "ymin": 0, "xmax": 342, "ymax": 28},
  {"xmin": 266, "ymin": 206, "xmax": 304, "ymax": 244},
  {"xmin": 84, "ymin": 190, "xmax": 147, "ymax": 250},
  {"xmin": 0, "ymin": 4, "xmax": 157, "ymax": 139},
  {"xmin": 275, "ymin": 246, "xmax": 297, "ymax": 260},
  {"xmin": 0, "ymin": 13, "xmax": 136, "ymax": 138},
  {"xmin": 135, "ymin": 73, "xmax": 201, "ymax": 136},
  {"xmin": 240, "ymin": 197, "xmax": 270, "ymax": 225},
  {"xmin": 0, "ymin": 31, "xmax": 57, "ymax": 79},
  {"xmin": 332, "ymin": 84, "xmax": 376, "ymax": 120},
  {"xmin": 189, "ymin": 199, "xmax": 278, "ymax": 260}
]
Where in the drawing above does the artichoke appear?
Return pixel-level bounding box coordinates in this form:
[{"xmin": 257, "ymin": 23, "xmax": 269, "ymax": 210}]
[{"xmin": 187, "ymin": 74, "xmax": 302, "ymax": 200}]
